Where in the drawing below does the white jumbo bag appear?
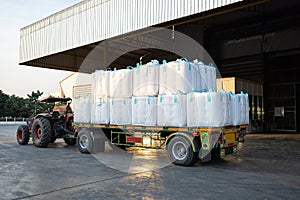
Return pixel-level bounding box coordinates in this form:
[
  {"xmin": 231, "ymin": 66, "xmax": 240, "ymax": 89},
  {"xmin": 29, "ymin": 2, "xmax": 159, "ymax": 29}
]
[
  {"xmin": 132, "ymin": 64, "xmax": 141, "ymax": 96},
  {"xmin": 91, "ymin": 96, "xmax": 110, "ymax": 124},
  {"xmin": 235, "ymin": 92, "xmax": 249, "ymax": 125},
  {"xmin": 226, "ymin": 92, "xmax": 234, "ymax": 125},
  {"xmin": 166, "ymin": 60, "xmax": 177, "ymax": 94},
  {"xmin": 174, "ymin": 58, "xmax": 194, "ymax": 93},
  {"xmin": 187, "ymin": 91, "xmax": 224, "ymax": 127},
  {"xmin": 232, "ymin": 93, "xmax": 243, "ymax": 125},
  {"xmin": 73, "ymin": 97, "xmax": 82, "ymax": 123},
  {"xmin": 92, "ymin": 70, "xmax": 110, "ymax": 97},
  {"xmin": 192, "ymin": 60, "xmax": 202, "ymax": 92},
  {"xmin": 135, "ymin": 60, "xmax": 160, "ymax": 96},
  {"xmin": 244, "ymin": 93, "xmax": 250, "ymax": 125},
  {"xmin": 74, "ymin": 95, "xmax": 91, "ymax": 123},
  {"xmin": 159, "ymin": 60, "xmax": 168, "ymax": 94},
  {"xmin": 132, "ymin": 96, "xmax": 157, "ymax": 126},
  {"xmin": 221, "ymin": 91, "xmax": 233, "ymax": 126},
  {"xmin": 207, "ymin": 64, "xmax": 217, "ymax": 91},
  {"xmin": 142, "ymin": 60, "xmax": 160, "ymax": 96},
  {"xmin": 187, "ymin": 92, "xmax": 207, "ymax": 127},
  {"xmin": 159, "ymin": 59, "xmax": 196, "ymax": 94},
  {"xmin": 110, "ymin": 98, "xmax": 132, "ymax": 125},
  {"xmin": 198, "ymin": 63, "xmax": 209, "ymax": 91},
  {"xmin": 157, "ymin": 94, "xmax": 187, "ymax": 127},
  {"xmin": 110, "ymin": 67, "xmax": 133, "ymax": 98}
]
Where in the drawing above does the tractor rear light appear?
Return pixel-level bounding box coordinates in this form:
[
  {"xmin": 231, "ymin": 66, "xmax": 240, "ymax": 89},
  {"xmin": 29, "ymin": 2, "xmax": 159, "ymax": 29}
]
[
  {"xmin": 233, "ymin": 146, "xmax": 237, "ymax": 153},
  {"xmin": 192, "ymin": 131, "xmax": 200, "ymax": 137}
]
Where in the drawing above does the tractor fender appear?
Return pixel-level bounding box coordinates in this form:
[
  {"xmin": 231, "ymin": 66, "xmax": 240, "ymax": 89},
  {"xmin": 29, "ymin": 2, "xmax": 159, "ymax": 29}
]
[
  {"xmin": 166, "ymin": 132, "xmax": 201, "ymax": 152},
  {"xmin": 34, "ymin": 113, "xmax": 52, "ymax": 120}
]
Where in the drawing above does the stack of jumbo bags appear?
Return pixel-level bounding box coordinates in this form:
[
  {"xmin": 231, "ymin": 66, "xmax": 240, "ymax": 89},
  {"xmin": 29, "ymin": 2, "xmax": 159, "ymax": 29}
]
[
  {"xmin": 156, "ymin": 59, "xmax": 217, "ymax": 127},
  {"xmin": 91, "ymin": 67, "xmax": 133, "ymax": 125},
  {"xmin": 131, "ymin": 60, "xmax": 160, "ymax": 126},
  {"xmin": 109, "ymin": 67, "xmax": 133, "ymax": 125},
  {"xmin": 88, "ymin": 58, "xmax": 249, "ymax": 127},
  {"xmin": 187, "ymin": 91, "xmax": 249, "ymax": 127}
]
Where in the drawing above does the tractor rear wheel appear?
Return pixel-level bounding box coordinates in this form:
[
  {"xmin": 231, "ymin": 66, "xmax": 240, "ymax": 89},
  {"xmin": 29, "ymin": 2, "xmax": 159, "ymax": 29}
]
[
  {"xmin": 64, "ymin": 138, "xmax": 76, "ymax": 145},
  {"xmin": 49, "ymin": 137, "xmax": 56, "ymax": 143},
  {"xmin": 16, "ymin": 125, "xmax": 30, "ymax": 145},
  {"xmin": 32, "ymin": 117, "xmax": 51, "ymax": 148}
]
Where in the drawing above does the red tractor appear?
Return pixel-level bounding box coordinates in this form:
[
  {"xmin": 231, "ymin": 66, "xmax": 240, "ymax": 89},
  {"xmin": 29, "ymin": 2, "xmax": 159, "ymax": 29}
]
[{"xmin": 16, "ymin": 97, "xmax": 76, "ymax": 147}]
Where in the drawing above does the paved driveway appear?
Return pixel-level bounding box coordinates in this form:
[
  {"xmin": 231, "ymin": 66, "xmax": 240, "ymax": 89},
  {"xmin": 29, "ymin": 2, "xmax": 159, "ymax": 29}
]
[{"xmin": 0, "ymin": 125, "xmax": 299, "ymax": 199}]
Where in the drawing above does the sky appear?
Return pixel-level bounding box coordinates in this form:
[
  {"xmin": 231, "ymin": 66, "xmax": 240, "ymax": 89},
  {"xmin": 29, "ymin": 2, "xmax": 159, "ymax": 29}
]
[{"xmin": 0, "ymin": 0, "xmax": 83, "ymax": 98}]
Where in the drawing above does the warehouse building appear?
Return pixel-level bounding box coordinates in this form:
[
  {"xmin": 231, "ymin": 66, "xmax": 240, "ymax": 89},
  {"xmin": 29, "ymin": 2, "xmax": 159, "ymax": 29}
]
[{"xmin": 19, "ymin": 0, "xmax": 300, "ymax": 132}]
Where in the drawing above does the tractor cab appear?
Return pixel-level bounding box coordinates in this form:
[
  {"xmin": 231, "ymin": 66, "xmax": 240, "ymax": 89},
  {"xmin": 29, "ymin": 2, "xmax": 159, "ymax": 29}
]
[{"xmin": 40, "ymin": 96, "xmax": 72, "ymax": 117}]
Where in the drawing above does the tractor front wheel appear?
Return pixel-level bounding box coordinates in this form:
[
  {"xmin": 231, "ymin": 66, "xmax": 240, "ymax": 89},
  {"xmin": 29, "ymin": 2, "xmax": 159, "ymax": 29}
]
[
  {"xmin": 32, "ymin": 117, "xmax": 51, "ymax": 148},
  {"xmin": 16, "ymin": 125, "xmax": 30, "ymax": 145}
]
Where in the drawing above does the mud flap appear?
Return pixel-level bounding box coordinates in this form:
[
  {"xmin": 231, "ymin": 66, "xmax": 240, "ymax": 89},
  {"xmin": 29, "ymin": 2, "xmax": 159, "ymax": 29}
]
[
  {"xmin": 92, "ymin": 131, "xmax": 107, "ymax": 153},
  {"xmin": 199, "ymin": 149, "xmax": 212, "ymax": 162}
]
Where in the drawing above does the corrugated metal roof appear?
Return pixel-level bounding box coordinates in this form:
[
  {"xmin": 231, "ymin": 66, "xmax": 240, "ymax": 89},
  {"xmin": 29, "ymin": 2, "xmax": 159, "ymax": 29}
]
[{"xmin": 19, "ymin": 0, "xmax": 244, "ymax": 64}]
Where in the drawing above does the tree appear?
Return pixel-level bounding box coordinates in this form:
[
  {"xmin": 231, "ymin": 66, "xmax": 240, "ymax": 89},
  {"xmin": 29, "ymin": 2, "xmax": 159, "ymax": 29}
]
[
  {"xmin": 4, "ymin": 95, "xmax": 25, "ymax": 118},
  {"xmin": 0, "ymin": 90, "xmax": 9, "ymax": 117},
  {"xmin": 27, "ymin": 90, "xmax": 44, "ymax": 115},
  {"xmin": 2, "ymin": 90, "xmax": 48, "ymax": 118}
]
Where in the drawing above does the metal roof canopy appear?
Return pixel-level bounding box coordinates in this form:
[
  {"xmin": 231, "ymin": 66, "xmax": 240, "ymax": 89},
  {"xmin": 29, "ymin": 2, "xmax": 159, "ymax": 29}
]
[{"xmin": 19, "ymin": 0, "xmax": 270, "ymax": 73}]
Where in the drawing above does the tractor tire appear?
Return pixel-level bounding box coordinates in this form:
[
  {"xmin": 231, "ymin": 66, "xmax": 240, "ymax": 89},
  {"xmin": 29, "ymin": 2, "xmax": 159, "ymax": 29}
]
[
  {"xmin": 64, "ymin": 138, "xmax": 76, "ymax": 145},
  {"xmin": 16, "ymin": 125, "xmax": 30, "ymax": 145},
  {"xmin": 167, "ymin": 135, "xmax": 197, "ymax": 166},
  {"xmin": 32, "ymin": 117, "xmax": 51, "ymax": 148},
  {"xmin": 49, "ymin": 137, "xmax": 56, "ymax": 143},
  {"xmin": 76, "ymin": 129, "xmax": 93, "ymax": 154}
]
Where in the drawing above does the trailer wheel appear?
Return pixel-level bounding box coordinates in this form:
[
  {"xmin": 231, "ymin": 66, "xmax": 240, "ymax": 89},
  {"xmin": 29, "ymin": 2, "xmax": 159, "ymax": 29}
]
[
  {"xmin": 167, "ymin": 135, "xmax": 196, "ymax": 166},
  {"xmin": 16, "ymin": 125, "xmax": 30, "ymax": 145},
  {"xmin": 77, "ymin": 129, "xmax": 93, "ymax": 153},
  {"xmin": 32, "ymin": 117, "xmax": 51, "ymax": 148}
]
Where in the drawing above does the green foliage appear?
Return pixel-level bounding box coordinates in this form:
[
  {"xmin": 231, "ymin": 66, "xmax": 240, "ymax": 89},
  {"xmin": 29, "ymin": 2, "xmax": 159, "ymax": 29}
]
[
  {"xmin": 1, "ymin": 90, "xmax": 50, "ymax": 118},
  {"xmin": 0, "ymin": 90, "xmax": 9, "ymax": 117},
  {"xmin": 4, "ymin": 95, "xmax": 28, "ymax": 118}
]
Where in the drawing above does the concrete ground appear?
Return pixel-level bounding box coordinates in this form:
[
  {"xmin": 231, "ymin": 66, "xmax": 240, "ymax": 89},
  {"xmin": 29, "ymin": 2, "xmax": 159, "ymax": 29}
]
[{"xmin": 0, "ymin": 125, "xmax": 299, "ymax": 200}]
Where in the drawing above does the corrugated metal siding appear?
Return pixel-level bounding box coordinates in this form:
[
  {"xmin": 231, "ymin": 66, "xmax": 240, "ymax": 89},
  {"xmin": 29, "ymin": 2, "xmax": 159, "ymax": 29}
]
[{"xmin": 20, "ymin": 0, "xmax": 243, "ymax": 63}]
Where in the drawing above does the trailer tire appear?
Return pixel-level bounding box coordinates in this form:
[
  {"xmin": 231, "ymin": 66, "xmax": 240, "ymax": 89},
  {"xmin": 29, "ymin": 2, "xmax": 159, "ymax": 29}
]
[
  {"xmin": 167, "ymin": 135, "xmax": 197, "ymax": 166},
  {"xmin": 77, "ymin": 129, "xmax": 93, "ymax": 153},
  {"xmin": 16, "ymin": 125, "xmax": 30, "ymax": 145},
  {"xmin": 32, "ymin": 117, "xmax": 51, "ymax": 148}
]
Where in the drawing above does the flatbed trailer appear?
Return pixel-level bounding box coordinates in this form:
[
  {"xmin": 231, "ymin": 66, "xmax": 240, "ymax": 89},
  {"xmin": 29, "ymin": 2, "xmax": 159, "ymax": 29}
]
[{"xmin": 74, "ymin": 123, "xmax": 247, "ymax": 166}]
